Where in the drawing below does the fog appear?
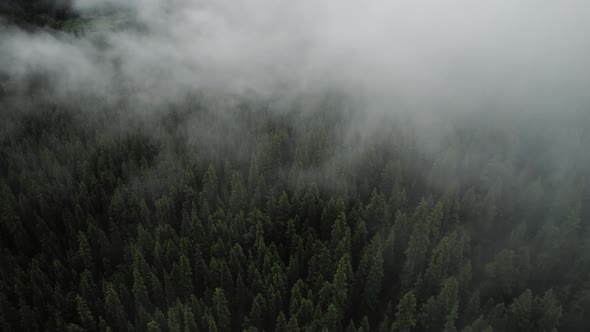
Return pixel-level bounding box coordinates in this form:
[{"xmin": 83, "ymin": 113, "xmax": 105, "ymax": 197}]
[
  {"xmin": 2, "ymin": 0, "xmax": 590, "ymax": 117},
  {"xmin": 1, "ymin": 0, "xmax": 589, "ymax": 194},
  {"xmin": 1, "ymin": 3, "xmax": 590, "ymax": 330}
]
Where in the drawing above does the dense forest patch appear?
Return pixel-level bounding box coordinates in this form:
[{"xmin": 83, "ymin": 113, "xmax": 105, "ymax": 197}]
[
  {"xmin": 1, "ymin": 1, "xmax": 590, "ymax": 331},
  {"xmin": 0, "ymin": 95, "xmax": 588, "ymax": 331}
]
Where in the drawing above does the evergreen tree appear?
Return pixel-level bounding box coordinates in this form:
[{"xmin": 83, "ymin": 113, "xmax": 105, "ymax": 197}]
[
  {"xmin": 75, "ymin": 295, "xmax": 95, "ymax": 331},
  {"xmin": 213, "ymin": 288, "xmax": 231, "ymax": 331},
  {"xmin": 537, "ymin": 289, "xmax": 562, "ymax": 332},
  {"xmin": 401, "ymin": 201, "xmax": 431, "ymax": 289},
  {"xmin": 508, "ymin": 289, "xmax": 533, "ymax": 332},
  {"xmin": 104, "ymin": 283, "xmax": 127, "ymax": 331},
  {"xmin": 230, "ymin": 171, "xmax": 247, "ymax": 214},
  {"xmin": 147, "ymin": 320, "xmax": 162, "ymax": 332},
  {"xmin": 392, "ymin": 291, "xmax": 417, "ymax": 332},
  {"xmin": 248, "ymin": 293, "xmax": 267, "ymax": 330},
  {"xmin": 275, "ymin": 312, "xmax": 287, "ymax": 332}
]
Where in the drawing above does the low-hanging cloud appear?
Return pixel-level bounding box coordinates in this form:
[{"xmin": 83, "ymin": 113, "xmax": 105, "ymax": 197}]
[
  {"xmin": 1, "ymin": 0, "xmax": 588, "ymax": 224},
  {"xmin": 1, "ymin": 0, "xmax": 590, "ymax": 116}
]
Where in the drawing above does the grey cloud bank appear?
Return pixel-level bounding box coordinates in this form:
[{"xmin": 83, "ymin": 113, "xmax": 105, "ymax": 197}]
[{"xmin": 1, "ymin": 0, "xmax": 589, "ymax": 117}]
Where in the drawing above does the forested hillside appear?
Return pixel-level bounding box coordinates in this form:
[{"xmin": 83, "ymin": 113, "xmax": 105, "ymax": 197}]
[
  {"xmin": 2, "ymin": 1, "xmax": 590, "ymax": 331},
  {"xmin": 0, "ymin": 93, "xmax": 589, "ymax": 331}
]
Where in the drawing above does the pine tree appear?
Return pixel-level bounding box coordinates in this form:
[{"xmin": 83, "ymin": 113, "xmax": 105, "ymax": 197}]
[
  {"xmin": 77, "ymin": 232, "xmax": 95, "ymax": 273},
  {"xmin": 163, "ymin": 271, "xmax": 176, "ymax": 305},
  {"xmin": 352, "ymin": 219, "xmax": 368, "ymax": 267},
  {"xmin": 183, "ymin": 304, "xmax": 199, "ymax": 332},
  {"xmin": 364, "ymin": 189, "xmax": 391, "ymax": 233},
  {"xmin": 287, "ymin": 316, "xmax": 300, "ymax": 332},
  {"xmin": 104, "ymin": 283, "xmax": 127, "ymax": 331},
  {"xmin": 229, "ymin": 170, "xmax": 246, "ymax": 214},
  {"xmin": 401, "ymin": 201, "xmax": 431, "ymax": 289},
  {"xmin": 207, "ymin": 313, "xmax": 218, "ymax": 332},
  {"xmin": 167, "ymin": 304, "xmax": 183, "ymax": 332},
  {"xmin": 392, "ymin": 291, "xmax": 417, "ymax": 332},
  {"xmin": 359, "ymin": 316, "xmax": 370, "ymax": 332},
  {"xmin": 330, "ymin": 212, "xmax": 352, "ymax": 260},
  {"xmin": 79, "ymin": 269, "xmax": 99, "ymax": 309},
  {"xmin": 171, "ymin": 254, "xmax": 193, "ymax": 300},
  {"xmin": 345, "ymin": 319, "xmax": 356, "ymax": 332},
  {"xmin": 133, "ymin": 268, "xmax": 151, "ymax": 311},
  {"xmin": 202, "ymin": 164, "xmax": 218, "ymax": 208},
  {"xmin": 325, "ymin": 304, "xmax": 341, "ymax": 331},
  {"xmin": 320, "ymin": 198, "xmax": 345, "ymax": 241},
  {"xmin": 275, "ymin": 312, "xmax": 287, "ymax": 332},
  {"xmin": 332, "ymin": 253, "xmax": 352, "ymax": 317},
  {"xmin": 537, "ymin": 289, "xmax": 562, "ymax": 332},
  {"xmin": 508, "ymin": 289, "xmax": 533, "ymax": 332},
  {"xmin": 147, "ymin": 320, "xmax": 162, "ymax": 332},
  {"xmin": 356, "ymin": 237, "xmax": 384, "ymax": 313},
  {"xmin": 248, "ymin": 293, "xmax": 267, "ymax": 330},
  {"xmin": 213, "ymin": 288, "xmax": 231, "ymax": 331},
  {"xmin": 76, "ymin": 294, "xmax": 95, "ymax": 331}
]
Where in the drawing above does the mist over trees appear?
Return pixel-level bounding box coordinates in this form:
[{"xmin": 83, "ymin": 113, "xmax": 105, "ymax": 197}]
[
  {"xmin": 1, "ymin": 1, "xmax": 590, "ymax": 332},
  {"xmin": 1, "ymin": 93, "xmax": 588, "ymax": 331}
]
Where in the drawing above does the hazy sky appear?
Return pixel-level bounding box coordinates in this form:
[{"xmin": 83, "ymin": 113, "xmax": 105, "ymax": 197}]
[{"xmin": 1, "ymin": 0, "xmax": 590, "ymax": 115}]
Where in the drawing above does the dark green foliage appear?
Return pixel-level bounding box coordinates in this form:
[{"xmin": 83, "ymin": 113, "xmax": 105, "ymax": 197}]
[
  {"xmin": 392, "ymin": 291, "xmax": 417, "ymax": 332},
  {"xmin": 0, "ymin": 96, "xmax": 588, "ymax": 332},
  {"xmin": 212, "ymin": 288, "xmax": 230, "ymax": 331}
]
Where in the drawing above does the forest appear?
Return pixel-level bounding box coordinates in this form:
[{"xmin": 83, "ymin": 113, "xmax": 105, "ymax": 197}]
[
  {"xmin": 1, "ymin": 1, "xmax": 590, "ymax": 332},
  {"xmin": 1, "ymin": 92, "xmax": 589, "ymax": 331}
]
